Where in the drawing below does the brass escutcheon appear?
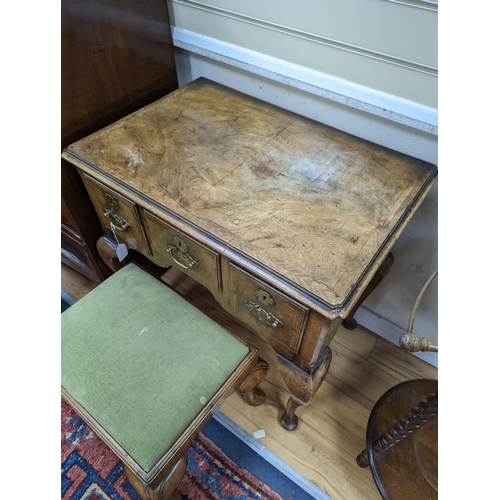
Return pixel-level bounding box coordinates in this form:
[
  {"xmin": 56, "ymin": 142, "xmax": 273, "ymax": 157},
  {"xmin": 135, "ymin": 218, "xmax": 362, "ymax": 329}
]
[
  {"xmin": 103, "ymin": 193, "xmax": 131, "ymax": 232},
  {"xmin": 245, "ymin": 300, "xmax": 283, "ymax": 328},
  {"xmin": 166, "ymin": 235, "xmax": 199, "ymax": 270},
  {"xmin": 255, "ymin": 288, "xmax": 275, "ymax": 307},
  {"xmin": 104, "ymin": 193, "xmax": 119, "ymax": 211}
]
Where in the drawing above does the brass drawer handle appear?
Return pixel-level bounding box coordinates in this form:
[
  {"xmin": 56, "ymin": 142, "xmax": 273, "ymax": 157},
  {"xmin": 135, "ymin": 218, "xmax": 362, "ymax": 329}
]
[
  {"xmin": 103, "ymin": 193, "xmax": 131, "ymax": 232},
  {"xmin": 166, "ymin": 235, "xmax": 199, "ymax": 270},
  {"xmin": 245, "ymin": 300, "xmax": 284, "ymax": 328}
]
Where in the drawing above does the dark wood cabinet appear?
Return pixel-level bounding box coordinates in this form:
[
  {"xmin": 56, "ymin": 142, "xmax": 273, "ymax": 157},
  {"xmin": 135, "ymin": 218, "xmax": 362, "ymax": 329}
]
[{"xmin": 61, "ymin": 0, "xmax": 179, "ymax": 281}]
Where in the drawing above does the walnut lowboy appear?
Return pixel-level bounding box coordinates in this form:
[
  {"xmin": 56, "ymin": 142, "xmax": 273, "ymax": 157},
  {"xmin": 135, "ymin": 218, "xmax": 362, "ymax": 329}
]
[{"xmin": 62, "ymin": 78, "xmax": 437, "ymax": 430}]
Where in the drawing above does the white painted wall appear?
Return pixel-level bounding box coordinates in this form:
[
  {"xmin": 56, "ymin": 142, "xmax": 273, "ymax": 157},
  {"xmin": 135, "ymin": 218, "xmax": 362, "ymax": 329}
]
[{"xmin": 166, "ymin": 0, "xmax": 438, "ymax": 367}]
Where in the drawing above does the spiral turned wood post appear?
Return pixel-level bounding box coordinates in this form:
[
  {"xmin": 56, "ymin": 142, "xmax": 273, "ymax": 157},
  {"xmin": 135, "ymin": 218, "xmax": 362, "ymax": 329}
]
[{"xmin": 357, "ymin": 390, "xmax": 438, "ymax": 468}]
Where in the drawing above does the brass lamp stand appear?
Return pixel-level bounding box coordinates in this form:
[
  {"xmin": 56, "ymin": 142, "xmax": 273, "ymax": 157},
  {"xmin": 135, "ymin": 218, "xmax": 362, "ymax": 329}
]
[{"xmin": 399, "ymin": 270, "xmax": 438, "ymax": 353}]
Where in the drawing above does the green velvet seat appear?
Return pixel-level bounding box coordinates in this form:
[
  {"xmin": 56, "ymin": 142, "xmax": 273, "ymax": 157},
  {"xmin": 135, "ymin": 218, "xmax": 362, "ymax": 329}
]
[{"xmin": 61, "ymin": 263, "xmax": 252, "ymax": 476}]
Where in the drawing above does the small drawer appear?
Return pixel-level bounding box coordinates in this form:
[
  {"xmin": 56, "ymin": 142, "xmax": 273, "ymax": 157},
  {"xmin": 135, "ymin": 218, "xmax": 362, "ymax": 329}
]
[
  {"xmin": 229, "ymin": 264, "xmax": 308, "ymax": 357},
  {"xmin": 142, "ymin": 209, "xmax": 221, "ymax": 292},
  {"xmin": 80, "ymin": 173, "xmax": 150, "ymax": 255}
]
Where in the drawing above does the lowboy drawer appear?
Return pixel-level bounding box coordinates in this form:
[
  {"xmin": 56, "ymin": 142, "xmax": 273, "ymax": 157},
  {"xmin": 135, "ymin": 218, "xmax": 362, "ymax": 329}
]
[
  {"xmin": 141, "ymin": 209, "xmax": 222, "ymax": 293},
  {"xmin": 80, "ymin": 173, "xmax": 150, "ymax": 255},
  {"xmin": 229, "ymin": 264, "xmax": 308, "ymax": 358}
]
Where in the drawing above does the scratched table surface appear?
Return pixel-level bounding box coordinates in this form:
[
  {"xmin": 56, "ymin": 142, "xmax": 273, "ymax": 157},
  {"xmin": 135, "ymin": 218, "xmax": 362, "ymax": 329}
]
[{"xmin": 66, "ymin": 78, "xmax": 437, "ymax": 315}]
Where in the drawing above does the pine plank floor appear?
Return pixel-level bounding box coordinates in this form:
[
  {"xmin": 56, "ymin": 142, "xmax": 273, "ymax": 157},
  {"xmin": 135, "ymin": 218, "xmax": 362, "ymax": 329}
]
[{"xmin": 61, "ymin": 263, "xmax": 438, "ymax": 499}]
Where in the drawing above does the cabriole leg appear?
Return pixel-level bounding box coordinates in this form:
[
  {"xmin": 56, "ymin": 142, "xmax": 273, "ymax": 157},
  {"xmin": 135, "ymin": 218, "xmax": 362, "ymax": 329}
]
[
  {"xmin": 96, "ymin": 235, "xmax": 127, "ymax": 272},
  {"xmin": 276, "ymin": 347, "xmax": 332, "ymax": 431},
  {"xmin": 237, "ymin": 358, "xmax": 269, "ymax": 406}
]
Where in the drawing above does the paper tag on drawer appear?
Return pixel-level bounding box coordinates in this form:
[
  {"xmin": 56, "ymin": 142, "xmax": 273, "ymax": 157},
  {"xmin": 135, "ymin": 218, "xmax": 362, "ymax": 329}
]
[
  {"xmin": 116, "ymin": 243, "xmax": 128, "ymax": 262},
  {"xmin": 110, "ymin": 222, "xmax": 129, "ymax": 261}
]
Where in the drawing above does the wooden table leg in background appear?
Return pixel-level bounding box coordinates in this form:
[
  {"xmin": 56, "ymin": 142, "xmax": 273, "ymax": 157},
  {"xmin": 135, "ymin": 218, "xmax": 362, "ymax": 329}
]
[{"xmin": 342, "ymin": 253, "xmax": 395, "ymax": 330}]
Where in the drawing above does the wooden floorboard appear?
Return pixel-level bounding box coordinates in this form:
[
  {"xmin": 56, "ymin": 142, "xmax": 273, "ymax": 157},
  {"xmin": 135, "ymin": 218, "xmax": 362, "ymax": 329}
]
[
  {"xmin": 61, "ymin": 263, "xmax": 438, "ymax": 499},
  {"xmin": 368, "ymin": 338, "xmax": 438, "ymax": 381}
]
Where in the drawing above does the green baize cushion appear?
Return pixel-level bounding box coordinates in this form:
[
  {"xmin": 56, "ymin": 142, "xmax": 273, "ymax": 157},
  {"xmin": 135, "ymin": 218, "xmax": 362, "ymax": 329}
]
[{"xmin": 61, "ymin": 264, "xmax": 249, "ymax": 472}]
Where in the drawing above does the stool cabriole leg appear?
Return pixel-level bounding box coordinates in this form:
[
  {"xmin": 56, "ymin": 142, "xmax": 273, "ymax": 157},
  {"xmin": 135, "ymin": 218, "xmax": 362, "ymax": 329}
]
[
  {"xmin": 124, "ymin": 455, "xmax": 188, "ymax": 500},
  {"xmin": 237, "ymin": 358, "xmax": 269, "ymax": 406}
]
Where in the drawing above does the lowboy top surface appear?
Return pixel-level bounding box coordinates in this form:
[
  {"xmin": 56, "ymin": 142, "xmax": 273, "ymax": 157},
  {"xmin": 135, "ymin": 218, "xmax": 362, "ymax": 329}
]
[{"xmin": 65, "ymin": 78, "xmax": 437, "ymax": 311}]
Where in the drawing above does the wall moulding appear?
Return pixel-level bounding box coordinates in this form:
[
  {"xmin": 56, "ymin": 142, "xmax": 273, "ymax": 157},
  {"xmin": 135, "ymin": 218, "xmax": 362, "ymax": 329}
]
[
  {"xmin": 385, "ymin": 0, "xmax": 438, "ymax": 13},
  {"xmin": 171, "ymin": 0, "xmax": 437, "ymax": 76}
]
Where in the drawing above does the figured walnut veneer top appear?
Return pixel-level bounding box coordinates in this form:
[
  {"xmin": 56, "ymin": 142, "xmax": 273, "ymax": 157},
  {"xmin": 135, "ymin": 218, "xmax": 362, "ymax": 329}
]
[{"xmin": 66, "ymin": 78, "xmax": 437, "ymax": 311}]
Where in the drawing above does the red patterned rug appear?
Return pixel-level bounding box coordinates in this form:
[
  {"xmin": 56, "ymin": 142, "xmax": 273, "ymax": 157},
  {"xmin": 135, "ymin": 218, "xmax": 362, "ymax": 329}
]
[{"xmin": 61, "ymin": 401, "xmax": 285, "ymax": 500}]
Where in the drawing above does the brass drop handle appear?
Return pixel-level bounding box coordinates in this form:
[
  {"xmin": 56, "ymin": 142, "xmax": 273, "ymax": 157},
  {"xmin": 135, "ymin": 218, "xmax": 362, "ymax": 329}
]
[
  {"xmin": 245, "ymin": 301, "xmax": 283, "ymax": 328},
  {"xmin": 245, "ymin": 288, "xmax": 283, "ymax": 328},
  {"xmin": 103, "ymin": 193, "xmax": 131, "ymax": 232},
  {"xmin": 166, "ymin": 235, "xmax": 199, "ymax": 270}
]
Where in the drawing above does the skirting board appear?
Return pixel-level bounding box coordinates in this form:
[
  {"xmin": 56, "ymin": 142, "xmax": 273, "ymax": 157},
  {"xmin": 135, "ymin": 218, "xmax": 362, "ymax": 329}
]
[
  {"xmin": 172, "ymin": 27, "xmax": 437, "ymax": 136},
  {"xmin": 213, "ymin": 411, "xmax": 331, "ymax": 500}
]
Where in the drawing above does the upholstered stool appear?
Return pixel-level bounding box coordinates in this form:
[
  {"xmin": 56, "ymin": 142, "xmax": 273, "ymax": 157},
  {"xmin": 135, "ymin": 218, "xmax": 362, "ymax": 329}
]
[{"xmin": 61, "ymin": 264, "xmax": 268, "ymax": 500}]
